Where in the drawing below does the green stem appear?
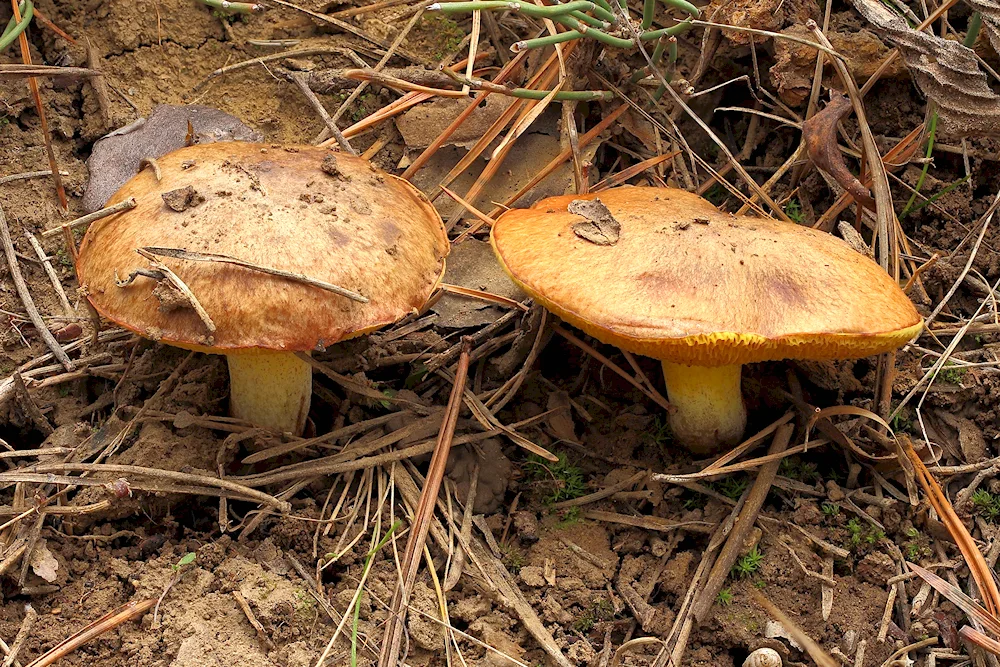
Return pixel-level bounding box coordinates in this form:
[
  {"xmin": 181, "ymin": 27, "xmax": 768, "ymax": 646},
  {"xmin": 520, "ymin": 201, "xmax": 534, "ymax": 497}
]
[
  {"xmin": 904, "ymin": 174, "xmax": 970, "ymax": 217},
  {"xmin": 567, "ymin": 10, "xmax": 611, "ymax": 29},
  {"xmin": 900, "ymin": 110, "xmax": 937, "ymax": 218},
  {"xmin": 966, "ymin": 11, "xmax": 982, "ymax": 47},
  {"xmin": 509, "ymin": 87, "xmax": 612, "ymax": 100},
  {"xmin": 512, "ymin": 29, "xmax": 581, "ymax": 51},
  {"xmin": 0, "ymin": 0, "xmax": 33, "ymax": 53},
  {"xmin": 432, "ymin": 0, "xmax": 613, "ymax": 21},
  {"xmin": 659, "ymin": 0, "xmax": 698, "ymax": 17},
  {"xmin": 652, "ymin": 36, "xmax": 678, "ymax": 100},
  {"xmin": 200, "ymin": 0, "xmax": 261, "ymax": 13},
  {"xmin": 641, "ymin": 0, "xmax": 655, "ymax": 29},
  {"xmin": 630, "ymin": 34, "xmax": 666, "ymax": 82}
]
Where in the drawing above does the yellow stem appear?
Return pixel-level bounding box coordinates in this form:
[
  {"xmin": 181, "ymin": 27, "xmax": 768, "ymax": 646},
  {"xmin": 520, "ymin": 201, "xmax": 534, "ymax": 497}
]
[{"xmin": 660, "ymin": 361, "xmax": 746, "ymax": 454}]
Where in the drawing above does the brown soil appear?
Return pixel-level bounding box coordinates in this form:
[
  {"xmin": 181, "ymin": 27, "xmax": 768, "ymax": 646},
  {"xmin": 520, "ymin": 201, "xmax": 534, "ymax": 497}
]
[{"xmin": 0, "ymin": 0, "xmax": 997, "ymax": 665}]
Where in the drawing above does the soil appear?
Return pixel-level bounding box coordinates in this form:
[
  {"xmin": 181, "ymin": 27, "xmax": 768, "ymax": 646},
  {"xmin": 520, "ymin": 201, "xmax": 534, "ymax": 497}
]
[{"xmin": 1, "ymin": 0, "xmax": 998, "ymax": 666}]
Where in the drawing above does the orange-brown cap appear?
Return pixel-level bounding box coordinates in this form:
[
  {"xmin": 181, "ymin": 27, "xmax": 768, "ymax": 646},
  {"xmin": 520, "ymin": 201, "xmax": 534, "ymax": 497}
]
[
  {"xmin": 491, "ymin": 186, "xmax": 922, "ymax": 366},
  {"xmin": 77, "ymin": 142, "xmax": 448, "ymax": 352}
]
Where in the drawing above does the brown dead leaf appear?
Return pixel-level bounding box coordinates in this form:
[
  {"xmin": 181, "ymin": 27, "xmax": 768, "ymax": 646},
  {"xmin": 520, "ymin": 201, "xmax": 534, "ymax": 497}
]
[
  {"xmin": 569, "ymin": 198, "xmax": 621, "ymax": 245},
  {"xmin": 30, "ymin": 539, "xmax": 59, "ymax": 583},
  {"xmin": 161, "ymin": 185, "xmax": 204, "ymax": 212},
  {"xmin": 852, "ymin": 0, "xmax": 1000, "ymax": 137},
  {"xmin": 803, "ymin": 95, "xmax": 875, "ymax": 210}
]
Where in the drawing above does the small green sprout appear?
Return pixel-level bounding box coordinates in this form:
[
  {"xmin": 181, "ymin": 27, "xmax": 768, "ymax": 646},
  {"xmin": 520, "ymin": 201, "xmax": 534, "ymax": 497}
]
[
  {"xmin": 526, "ymin": 452, "xmax": 586, "ymax": 503},
  {"xmin": 172, "ymin": 552, "xmax": 196, "ymax": 570},
  {"xmin": 821, "ymin": 502, "xmax": 840, "ymax": 517},
  {"xmin": 972, "ymin": 488, "xmax": 1000, "ymax": 521},
  {"xmin": 732, "ymin": 546, "xmax": 764, "ymax": 579},
  {"xmin": 939, "ymin": 363, "xmax": 967, "ymax": 385},
  {"xmin": 783, "ymin": 197, "xmax": 805, "ymax": 223},
  {"xmin": 716, "ymin": 588, "xmax": 733, "ymax": 606},
  {"xmin": 715, "ymin": 475, "xmax": 749, "ymax": 500}
]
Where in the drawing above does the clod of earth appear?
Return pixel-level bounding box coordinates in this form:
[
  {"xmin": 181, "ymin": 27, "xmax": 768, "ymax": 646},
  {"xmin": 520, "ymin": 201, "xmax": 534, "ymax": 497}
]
[
  {"xmin": 490, "ymin": 186, "xmax": 922, "ymax": 453},
  {"xmin": 81, "ymin": 104, "xmax": 263, "ymax": 213},
  {"xmin": 75, "ymin": 142, "xmax": 449, "ymax": 435}
]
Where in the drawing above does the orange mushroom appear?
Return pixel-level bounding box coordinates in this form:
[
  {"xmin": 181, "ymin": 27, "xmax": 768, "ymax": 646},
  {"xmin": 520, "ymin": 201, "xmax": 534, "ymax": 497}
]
[
  {"xmin": 490, "ymin": 186, "xmax": 921, "ymax": 453},
  {"xmin": 77, "ymin": 142, "xmax": 448, "ymax": 435}
]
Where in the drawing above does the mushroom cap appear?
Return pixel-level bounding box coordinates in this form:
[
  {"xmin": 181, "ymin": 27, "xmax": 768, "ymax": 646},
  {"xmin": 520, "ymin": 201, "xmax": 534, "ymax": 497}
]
[
  {"xmin": 490, "ymin": 186, "xmax": 922, "ymax": 366},
  {"xmin": 77, "ymin": 142, "xmax": 449, "ymax": 352}
]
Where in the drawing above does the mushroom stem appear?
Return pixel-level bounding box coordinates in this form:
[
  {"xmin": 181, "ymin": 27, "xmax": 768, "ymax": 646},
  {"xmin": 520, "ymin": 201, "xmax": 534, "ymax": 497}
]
[
  {"xmin": 660, "ymin": 361, "xmax": 747, "ymax": 454},
  {"xmin": 225, "ymin": 350, "xmax": 312, "ymax": 435}
]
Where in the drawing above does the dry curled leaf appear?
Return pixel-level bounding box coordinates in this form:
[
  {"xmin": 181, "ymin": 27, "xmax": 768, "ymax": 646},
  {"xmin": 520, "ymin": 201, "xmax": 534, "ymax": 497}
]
[
  {"xmin": 568, "ymin": 198, "xmax": 620, "ymax": 245},
  {"xmin": 803, "ymin": 95, "xmax": 875, "ymax": 210},
  {"xmin": 851, "ymin": 0, "xmax": 1000, "ymax": 137}
]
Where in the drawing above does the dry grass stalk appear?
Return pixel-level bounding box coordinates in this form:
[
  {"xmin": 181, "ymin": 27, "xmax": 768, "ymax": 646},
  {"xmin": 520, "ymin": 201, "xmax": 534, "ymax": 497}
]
[
  {"xmin": 378, "ymin": 338, "xmax": 472, "ymax": 666},
  {"xmin": 24, "ymin": 598, "xmax": 154, "ymax": 667},
  {"xmin": 0, "ymin": 204, "xmax": 74, "ymax": 371}
]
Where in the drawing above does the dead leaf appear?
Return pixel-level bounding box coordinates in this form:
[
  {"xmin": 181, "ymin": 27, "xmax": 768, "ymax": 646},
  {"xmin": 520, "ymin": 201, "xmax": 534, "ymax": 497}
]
[
  {"xmin": 803, "ymin": 95, "xmax": 875, "ymax": 210},
  {"xmin": 545, "ymin": 391, "xmax": 577, "ymax": 443},
  {"xmin": 568, "ymin": 198, "xmax": 621, "ymax": 245},
  {"xmin": 161, "ymin": 185, "xmax": 204, "ymax": 212},
  {"xmin": 851, "ymin": 0, "xmax": 1000, "ymax": 137},
  {"xmin": 30, "ymin": 540, "xmax": 59, "ymax": 583}
]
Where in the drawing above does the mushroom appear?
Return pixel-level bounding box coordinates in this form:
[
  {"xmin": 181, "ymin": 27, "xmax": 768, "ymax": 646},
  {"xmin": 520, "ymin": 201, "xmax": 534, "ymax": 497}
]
[
  {"xmin": 490, "ymin": 186, "xmax": 921, "ymax": 453},
  {"xmin": 76, "ymin": 142, "xmax": 448, "ymax": 435}
]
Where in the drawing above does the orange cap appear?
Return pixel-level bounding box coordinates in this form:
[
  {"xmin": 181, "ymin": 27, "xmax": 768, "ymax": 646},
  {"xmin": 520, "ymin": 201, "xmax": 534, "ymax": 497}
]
[{"xmin": 491, "ymin": 186, "xmax": 921, "ymax": 366}]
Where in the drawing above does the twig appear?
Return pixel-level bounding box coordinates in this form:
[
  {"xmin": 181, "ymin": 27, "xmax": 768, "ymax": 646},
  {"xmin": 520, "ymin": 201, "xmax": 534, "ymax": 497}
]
[
  {"xmin": 0, "ymin": 204, "xmax": 74, "ymax": 371},
  {"xmin": 0, "ymin": 65, "xmax": 99, "ymax": 78},
  {"xmin": 0, "ymin": 171, "xmax": 67, "ymax": 186},
  {"xmin": 117, "ymin": 248, "xmax": 217, "ymax": 337},
  {"xmin": 24, "ymin": 599, "xmax": 155, "ymax": 667},
  {"xmin": 378, "ymin": 338, "xmax": 472, "ymax": 667},
  {"xmin": 3, "ymin": 463, "xmax": 290, "ymax": 511},
  {"xmin": 233, "ymin": 591, "xmax": 276, "ymax": 650},
  {"xmin": 289, "ymin": 72, "xmax": 358, "ymax": 155},
  {"xmin": 40, "ymin": 198, "xmax": 136, "ymax": 239},
  {"xmin": 331, "ymin": 6, "xmax": 427, "ymax": 127},
  {"xmin": 84, "ymin": 39, "xmax": 112, "ymax": 129},
  {"xmin": 265, "ymin": 0, "xmax": 422, "ymax": 63},
  {"xmin": 24, "ymin": 234, "xmax": 73, "ymax": 316},
  {"xmin": 1, "ymin": 603, "xmax": 34, "ymax": 667},
  {"xmin": 139, "ymin": 246, "xmax": 368, "ymax": 303}
]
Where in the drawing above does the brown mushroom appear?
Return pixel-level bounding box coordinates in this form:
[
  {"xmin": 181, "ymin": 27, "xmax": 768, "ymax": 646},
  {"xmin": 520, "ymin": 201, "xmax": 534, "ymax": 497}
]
[
  {"xmin": 490, "ymin": 186, "xmax": 921, "ymax": 453},
  {"xmin": 77, "ymin": 142, "xmax": 448, "ymax": 435}
]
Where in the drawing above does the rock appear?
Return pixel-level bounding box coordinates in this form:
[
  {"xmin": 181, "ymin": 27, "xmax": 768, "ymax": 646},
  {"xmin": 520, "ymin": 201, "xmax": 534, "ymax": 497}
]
[
  {"xmin": 83, "ymin": 104, "xmax": 261, "ymax": 213},
  {"xmin": 396, "ymin": 96, "xmax": 513, "ymax": 149},
  {"xmin": 430, "ymin": 239, "xmax": 525, "ymax": 328},
  {"xmin": 770, "ymin": 26, "xmax": 907, "ymax": 106},
  {"xmin": 825, "ymin": 480, "xmax": 845, "ymax": 502}
]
